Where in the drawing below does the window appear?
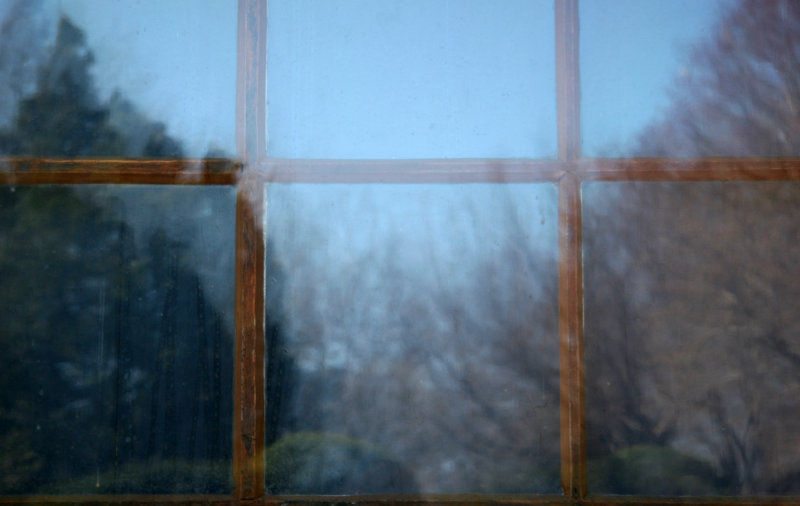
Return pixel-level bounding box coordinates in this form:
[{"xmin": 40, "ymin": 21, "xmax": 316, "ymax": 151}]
[{"xmin": 2, "ymin": 0, "xmax": 800, "ymax": 504}]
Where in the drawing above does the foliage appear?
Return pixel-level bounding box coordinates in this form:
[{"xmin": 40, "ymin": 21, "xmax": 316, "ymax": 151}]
[
  {"xmin": 588, "ymin": 445, "xmax": 721, "ymax": 496},
  {"xmin": 635, "ymin": 0, "xmax": 800, "ymax": 157},
  {"xmin": 0, "ymin": 0, "xmax": 47, "ymax": 127},
  {"xmin": 265, "ymin": 241, "xmax": 299, "ymax": 448},
  {"xmin": 264, "ymin": 185, "xmax": 561, "ymax": 494},
  {"xmin": 42, "ymin": 459, "xmax": 231, "ymax": 495},
  {"xmin": 586, "ymin": 0, "xmax": 800, "ymax": 495},
  {"xmin": 481, "ymin": 462, "xmax": 561, "ymax": 495},
  {"xmin": 0, "ymin": 184, "xmax": 233, "ymax": 494},
  {"xmin": 0, "ymin": 13, "xmax": 232, "ymax": 494},
  {"xmin": 262, "ymin": 0, "xmax": 800, "ymax": 496},
  {"xmin": 4, "ymin": 0, "xmax": 800, "ymax": 497},
  {"xmin": 0, "ymin": 13, "xmax": 184, "ymax": 157},
  {"xmin": 265, "ymin": 432, "xmax": 417, "ymax": 495}
]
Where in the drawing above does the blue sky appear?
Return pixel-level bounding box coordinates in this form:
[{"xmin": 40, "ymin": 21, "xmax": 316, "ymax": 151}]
[
  {"xmin": 267, "ymin": 0, "xmax": 556, "ymax": 159},
  {"xmin": 40, "ymin": 0, "xmax": 237, "ymax": 157},
  {"xmin": 266, "ymin": 182, "xmax": 559, "ymax": 370},
  {"xmin": 580, "ymin": 0, "xmax": 732, "ymax": 156},
  {"xmin": 12, "ymin": 0, "xmax": 735, "ymax": 160},
  {"xmin": 1, "ymin": 0, "xmax": 739, "ymax": 327},
  {"xmin": 267, "ymin": 0, "xmax": 732, "ymax": 159}
]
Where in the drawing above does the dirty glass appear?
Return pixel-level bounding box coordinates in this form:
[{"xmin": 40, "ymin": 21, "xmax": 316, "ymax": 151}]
[
  {"xmin": 583, "ymin": 181, "xmax": 800, "ymax": 495},
  {"xmin": 0, "ymin": 0, "xmax": 236, "ymax": 158},
  {"xmin": 578, "ymin": 0, "xmax": 800, "ymax": 157},
  {"xmin": 264, "ymin": 183, "xmax": 560, "ymax": 494},
  {"xmin": 0, "ymin": 184, "xmax": 235, "ymax": 494},
  {"xmin": 267, "ymin": 0, "xmax": 557, "ymax": 159}
]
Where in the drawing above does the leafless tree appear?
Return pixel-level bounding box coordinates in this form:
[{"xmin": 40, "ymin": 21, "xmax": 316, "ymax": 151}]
[{"xmin": 586, "ymin": 0, "xmax": 800, "ymax": 494}]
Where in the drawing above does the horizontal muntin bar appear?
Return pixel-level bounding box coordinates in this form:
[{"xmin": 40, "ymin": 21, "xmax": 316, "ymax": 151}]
[
  {"xmin": 0, "ymin": 158, "xmax": 241, "ymax": 185},
  {"xmin": 257, "ymin": 158, "xmax": 566, "ymax": 183}
]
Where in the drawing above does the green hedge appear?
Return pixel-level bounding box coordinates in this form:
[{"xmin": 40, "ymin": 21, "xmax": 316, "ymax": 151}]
[
  {"xmin": 588, "ymin": 445, "xmax": 722, "ymax": 495},
  {"xmin": 41, "ymin": 459, "xmax": 231, "ymax": 494},
  {"xmin": 265, "ymin": 432, "xmax": 417, "ymax": 494}
]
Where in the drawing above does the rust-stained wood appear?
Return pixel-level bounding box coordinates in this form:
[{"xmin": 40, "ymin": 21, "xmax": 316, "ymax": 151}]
[
  {"xmin": 234, "ymin": 0, "xmax": 267, "ymax": 501},
  {"xmin": 234, "ymin": 173, "xmax": 266, "ymax": 501},
  {"xmin": 555, "ymin": 0, "xmax": 584, "ymax": 500},
  {"xmin": 4, "ymin": 496, "xmax": 800, "ymax": 506},
  {"xmin": 559, "ymin": 172, "xmax": 586, "ymax": 501},
  {"xmin": 0, "ymin": 495, "xmax": 234, "ymax": 505},
  {"xmin": 237, "ymin": 0, "xmax": 267, "ymax": 163},
  {"xmin": 583, "ymin": 498, "xmax": 800, "ymax": 506},
  {"xmin": 555, "ymin": 0, "xmax": 581, "ymax": 162},
  {"xmin": 258, "ymin": 499, "xmax": 800, "ymax": 506},
  {"xmin": 259, "ymin": 496, "xmax": 567, "ymax": 506},
  {"xmin": 576, "ymin": 158, "xmax": 800, "ymax": 180},
  {"xmin": 0, "ymin": 158, "xmax": 240, "ymax": 185},
  {"xmin": 256, "ymin": 158, "xmax": 566, "ymax": 183}
]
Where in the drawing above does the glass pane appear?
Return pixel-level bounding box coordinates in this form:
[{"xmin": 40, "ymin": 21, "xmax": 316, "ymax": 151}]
[
  {"xmin": 580, "ymin": 0, "xmax": 800, "ymax": 157},
  {"xmin": 0, "ymin": 185, "xmax": 235, "ymax": 494},
  {"xmin": 584, "ymin": 181, "xmax": 800, "ymax": 495},
  {"xmin": 265, "ymin": 183, "xmax": 559, "ymax": 494},
  {"xmin": 267, "ymin": 0, "xmax": 556, "ymax": 159},
  {"xmin": 0, "ymin": 0, "xmax": 236, "ymax": 158}
]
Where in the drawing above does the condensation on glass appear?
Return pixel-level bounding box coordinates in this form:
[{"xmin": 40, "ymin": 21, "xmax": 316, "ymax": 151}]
[
  {"xmin": 580, "ymin": 0, "xmax": 800, "ymax": 158},
  {"xmin": 0, "ymin": 185, "xmax": 236, "ymax": 494},
  {"xmin": 583, "ymin": 181, "xmax": 800, "ymax": 495},
  {"xmin": 0, "ymin": 0, "xmax": 236, "ymax": 158},
  {"xmin": 266, "ymin": 0, "xmax": 557, "ymax": 159},
  {"xmin": 264, "ymin": 183, "xmax": 560, "ymax": 494}
]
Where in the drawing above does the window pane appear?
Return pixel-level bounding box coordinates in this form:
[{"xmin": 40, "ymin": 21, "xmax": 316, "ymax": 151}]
[
  {"xmin": 265, "ymin": 183, "xmax": 559, "ymax": 494},
  {"xmin": 584, "ymin": 181, "xmax": 800, "ymax": 495},
  {"xmin": 580, "ymin": 0, "xmax": 800, "ymax": 157},
  {"xmin": 0, "ymin": 185, "xmax": 235, "ymax": 494},
  {"xmin": 0, "ymin": 0, "xmax": 236, "ymax": 158},
  {"xmin": 267, "ymin": 0, "xmax": 556, "ymax": 159}
]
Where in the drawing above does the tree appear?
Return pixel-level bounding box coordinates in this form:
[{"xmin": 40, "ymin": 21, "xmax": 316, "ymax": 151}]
[
  {"xmin": 264, "ymin": 241, "xmax": 299, "ymax": 448},
  {"xmin": 635, "ymin": 0, "xmax": 800, "ymax": 157},
  {"xmin": 0, "ymin": 0, "xmax": 48, "ymax": 129},
  {"xmin": 0, "ymin": 188, "xmax": 234, "ymax": 494},
  {"xmin": 0, "ymin": 16, "xmax": 123, "ymax": 156},
  {"xmin": 0, "ymin": 14, "xmax": 231, "ymax": 494},
  {"xmin": 0, "ymin": 15, "xmax": 184, "ymax": 157},
  {"xmin": 264, "ymin": 185, "xmax": 561, "ymax": 493},
  {"xmin": 586, "ymin": 0, "xmax": 800, "ymax": 494}
]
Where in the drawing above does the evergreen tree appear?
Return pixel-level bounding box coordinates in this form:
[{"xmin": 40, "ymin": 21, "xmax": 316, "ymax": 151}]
[
  {"xmin": 0, "ymin": 15, "xmax": 184, "ymax": 157},
  {"xmin": 0, "ymin": 14, "xmax": 230, "ymax": 494}
]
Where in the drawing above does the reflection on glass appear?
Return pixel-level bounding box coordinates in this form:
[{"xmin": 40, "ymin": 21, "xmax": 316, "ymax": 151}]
[
  {"xmin": 267, "ymin": 0, "xmax": 556, "ymax": 159},
  {"xmin": 580, "ymin": 0, "xmax": 800, "ymax": 157},
  {"xmin": 265, "ymin": 183, "xmax": 560, "ymax": 494},
  {"xmin": 0, "ymin": 0, "xmax": 236, "ymax": 158},
  {"xmin": 0, "ymin": 185, "xmax": 235, "ymax": 494},
  {"xmin": 584, "ymin": 181, "xmax": 800, "ymax": 495}
]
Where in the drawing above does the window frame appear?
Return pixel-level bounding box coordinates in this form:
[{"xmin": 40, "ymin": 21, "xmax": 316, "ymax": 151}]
[{"xmin": 2, "ymin": 0, "xmax": 800, "ymax": 504}]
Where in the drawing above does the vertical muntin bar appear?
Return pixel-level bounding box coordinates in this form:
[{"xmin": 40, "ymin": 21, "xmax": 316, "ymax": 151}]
[
  {"xmin": 555, "ymin": 0, "xmax": 585, "ymax": 500},
  {"xmin": 235, "ymin": 0, "xmax": 268, "ymax": 500},
  {"xmin": 555, "ymin": 0, "xmax": 581, "ymax": 162}
]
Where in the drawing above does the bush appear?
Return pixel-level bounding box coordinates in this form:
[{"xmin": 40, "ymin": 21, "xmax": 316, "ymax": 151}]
[
  {"xmin": 41, "ymin": 459, "xmax": 231, "ymax": 494},
  {"xmin": 588, "ymin": 445, "xmax": 721, "ymax": 495},
  {"xmin": 265, "ymin": 432, "xmax": 417, "ymax": 495}
]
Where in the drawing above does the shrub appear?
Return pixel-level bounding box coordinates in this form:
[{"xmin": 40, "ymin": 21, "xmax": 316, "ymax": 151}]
[{"xmin": 265, "ymin": 432, "xmax": 417, "ymax": 495}]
